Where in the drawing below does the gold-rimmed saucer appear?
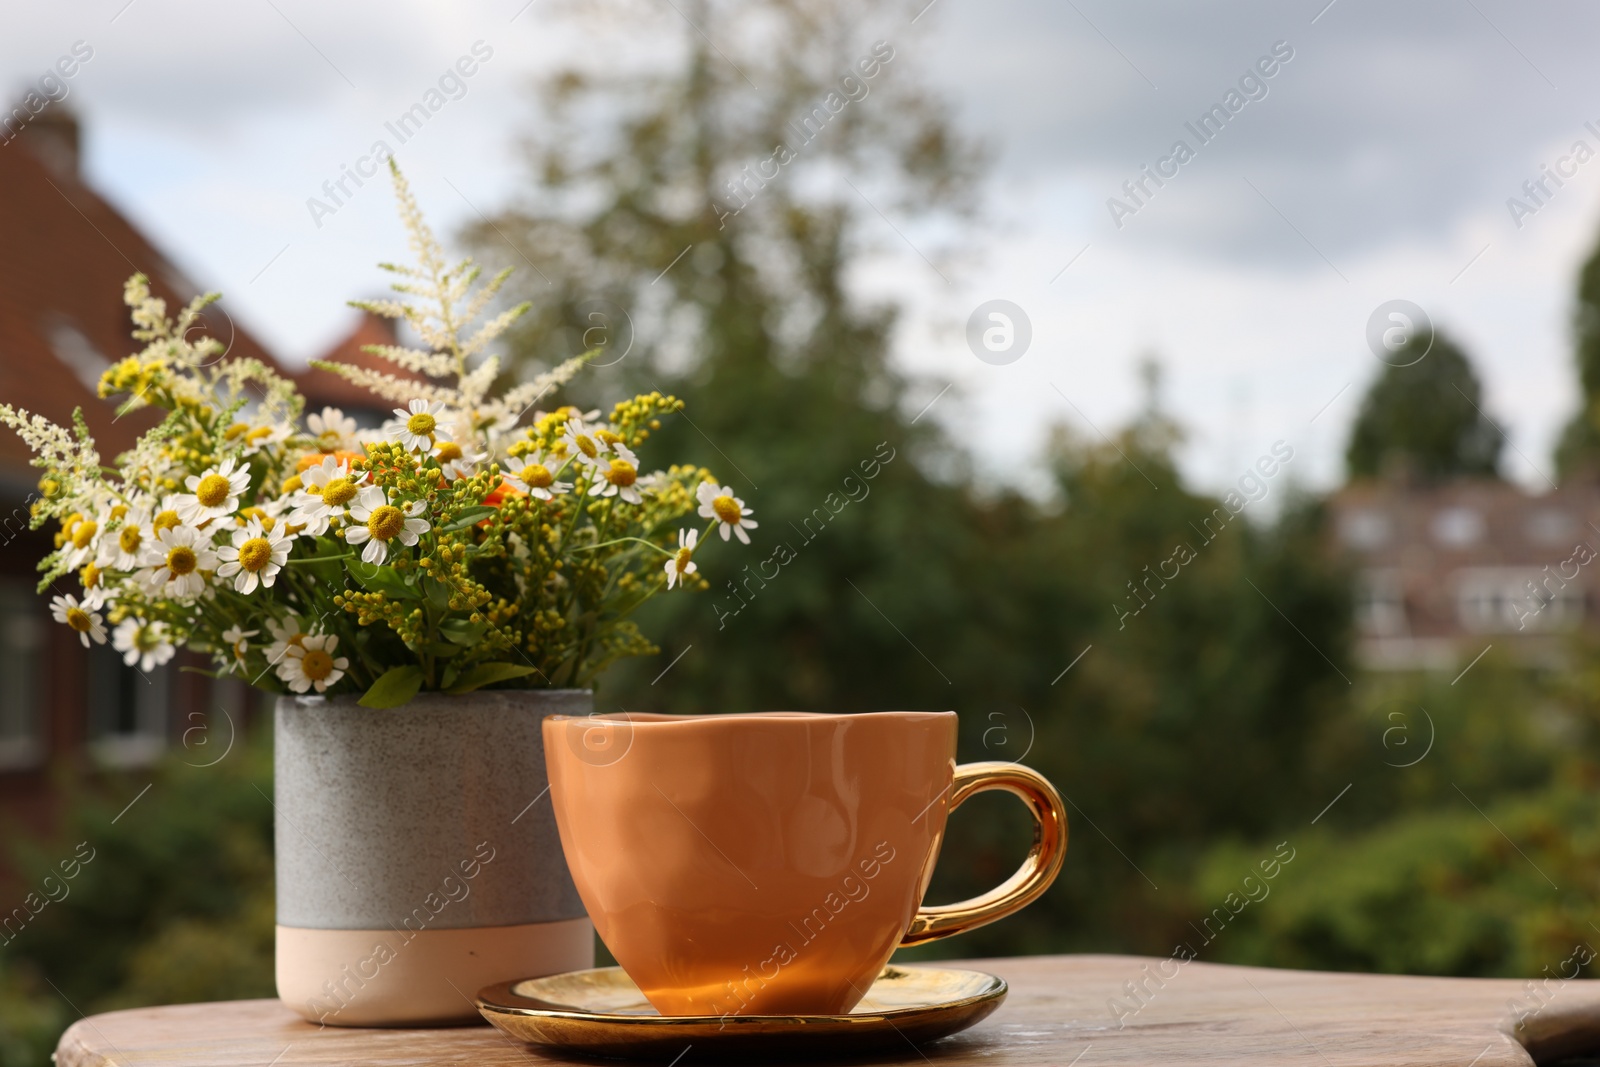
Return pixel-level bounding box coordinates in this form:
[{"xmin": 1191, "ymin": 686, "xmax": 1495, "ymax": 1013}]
[{"xmin": 475, "ymin": 964, "xmax": 1007, "ymax": 1060}]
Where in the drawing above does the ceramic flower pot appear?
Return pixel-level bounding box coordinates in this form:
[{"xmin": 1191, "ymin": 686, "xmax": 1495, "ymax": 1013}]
[{"xmin": 274, "ymin": 689, "xmax": 593, "ymax": 1027}]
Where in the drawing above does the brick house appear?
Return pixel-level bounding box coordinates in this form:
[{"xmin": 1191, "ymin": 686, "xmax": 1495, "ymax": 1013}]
[
  {"xmin": 0, "ymin": 107, "xmax": 381, "ymax": 838},
  {"xmin": 1328, "ymin": 480, "xmax": 1600, "ymax": 670}
]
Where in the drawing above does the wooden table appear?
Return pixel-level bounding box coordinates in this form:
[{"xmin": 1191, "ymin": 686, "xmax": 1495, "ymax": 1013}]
[{"xmin": 54, "ymin": 954, "xmax": 1600, "ymax": 1066}]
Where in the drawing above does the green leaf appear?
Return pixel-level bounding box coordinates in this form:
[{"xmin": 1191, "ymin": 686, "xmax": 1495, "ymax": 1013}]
[
  {"xmin": 444, "ymin": 662, "xmax": 539, "ymax": 695},
  {"xmin": 420, "ymin": 641, "xmax": 463, "ymax": 658},
  {"xmin": 350, "ymin": 560, "xmax": 421, "ymax": 600},
  {"xmin": 439, "ymin": 618, "xmax": 488, "ymax": 647},
  {"xmin": 423, "ymin": 576, "xmax": 452, "ymax": 611},
  {"xmin": 438, "ymin": 506, "xmax": 497, "ymax": 532},
  {"xmin": 358, "ymin": 666, "xmax": 425, "ymax": 708}
]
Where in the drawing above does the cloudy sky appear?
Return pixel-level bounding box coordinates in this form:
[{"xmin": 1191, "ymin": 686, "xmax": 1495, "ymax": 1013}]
[{"xmin": 7, "ymin": 0, "xmax": 1599, "ymax": 496}]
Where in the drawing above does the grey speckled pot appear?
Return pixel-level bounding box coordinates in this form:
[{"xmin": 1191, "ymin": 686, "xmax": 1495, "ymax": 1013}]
[{"xmin": 274, "ymin": 689, "xmax": 594, "ymax": 1026}]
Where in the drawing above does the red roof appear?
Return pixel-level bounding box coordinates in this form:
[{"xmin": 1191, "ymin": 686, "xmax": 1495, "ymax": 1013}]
[
  {"xmin": 0, "ymin": 110, "xmax": 288, "ymax": 487},
  {"xmin": 295, "ymin": 310, "xmax": 427, "ymax": 416}
]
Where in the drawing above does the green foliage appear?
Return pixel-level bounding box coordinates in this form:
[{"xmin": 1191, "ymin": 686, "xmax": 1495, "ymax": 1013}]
[
  {"xmin": 0, "ymin": 958, "xmax": 66, "ymax": 1067},
  {"xmin": 470, "ymin": 0, "xmax": 1356, "ymax": 963},
  {"xmin": 1557, "ymin": 229, "xmax": 1600, "ymax": 479},
  {"xmin": 3, "ymin": 726, "xmax": 275, "ymax": 1027},
  {"xmin": 1346, "ymin": 332, "xmax": 1502, "ymax": 483},
  {"xmin": 1192, "ymin": 785, "xmax": 1598, "ymax": 978}
]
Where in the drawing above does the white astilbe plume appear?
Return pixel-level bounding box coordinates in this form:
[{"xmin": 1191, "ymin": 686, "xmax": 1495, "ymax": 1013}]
[
  {"xmin": 309, "ymin": 161, "xmax": 590, "ymax": 458},
  {"xmin": 0, "ymin": 407, "xmax": 99, "ymax": 521}
]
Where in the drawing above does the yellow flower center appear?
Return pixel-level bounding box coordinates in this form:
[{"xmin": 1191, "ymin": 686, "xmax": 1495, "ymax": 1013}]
[
  {"xmin": 674, "ymin": 547, "xmax": 693, "ymax": 573},
  {"xmin": 110, "ymin": 504, "xmax": 128, "ymax": 521},
  {"xmin": 712, "ymin": 495, "xmax": 741, "ymax": 524},
  {"xmin": 38, "ymin": 478, "xmax": 60, "ymax": 498},
  {"xmin": 153, "ymin": 510, "xmax": 181, "ymax": 534},
  {"xmin": 322, "ymin": 477, "xmax": 358, "ymax": 507},
  {"xmin": 520, "ymin": 463, "xmax": 554, "ymax": 489},
  {"xmin": 596, "ymin": 429, "xmax": 622, "ymax": 446},
  {"xmin": 195, "ymin": 473, "xmax": 232, "ymax": 508},
  {"xmin": 119, "ymin": 526, "xmax": 143, "ymax": 553},
  {"xmin": 238, "ymin": 537, "xmax": 273, "ymax": 572},
  {"xmin": 247, "ymin": 426, "xmax": 274, "ymax": 442},
  {"xmin": 71, "ymin": 520, "xmax": 98, "ymax": 549},
  {"xmin": 65, "ymin": 606, "xmax": 92, "ymax": 633},
  {"xmin": 605, "ymin": 460, "xmax": 637, "ymax": 487},
  {"xmin": 166, "ymin": 545, "xmax": 198, "ymax": 576},
  {"xmin": 281, "ymin": 475, "xmax": 304, "ymax": 495},
  {"xmin": 574, "ymin": 433, "xmax": 598, "ymax": 459},
  {"xmin": 368, "ymin": 505, "xmax": 405, "ymax": 541},
  {"xmin": 231, "ymin": 638, "xmax": 248, "ymax": 659},
  {"xmin": 82, "ymin": 563, "xmax": 101, "ymax": 588},
  {"xmin": 224, "ymin": 423, "xmax": 249, "ymax": 440},
  {"xmin": 406, "ymin": 412, "xmax": 437, "ymax": 436},
  {"xmin": 435, "ymin": 441, "xmax": 463, "ymax": 462},
  {"xmin": 300, "ymin": 649, "xmax": 335, "ymax": 682}
]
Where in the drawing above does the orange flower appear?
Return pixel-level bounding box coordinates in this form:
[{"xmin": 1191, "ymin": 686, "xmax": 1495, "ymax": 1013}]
[{"xmin": 482, "ymin": 480, "xmax": 525, "ymax": 509}]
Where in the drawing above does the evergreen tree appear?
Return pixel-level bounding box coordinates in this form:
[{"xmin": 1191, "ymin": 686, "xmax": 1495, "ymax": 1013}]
[
  {"xmin": 1345, "ymin": 333, "xmax": 1502, "ymax": 483},
  {"xmin": 1555, "ymin": 230, "xmax": 1600, "ymax": 479}
]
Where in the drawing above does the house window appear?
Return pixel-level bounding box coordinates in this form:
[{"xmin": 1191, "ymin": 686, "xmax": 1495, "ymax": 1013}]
[
  {"xmin": 1355, "ymin": 571, "xmax": 1407, "ymax": 635},
  {"xmin": 1339, "ymin": 509, "xmax": 1391, "ymax": 550},
  {"xmin": 1432, "ymin": 507, "xmax": 1485, "ymax": 548},
  {"xmin": 0, "ymin": 581, "xmax": 45, "ymax": 770},
  {"xmin": 1456, "ymin": 568, "xmax": 1583, "ymax": 633},
  {"xmin": 87, "ymin": 643, "xmax": 170, "ymax": 767}
]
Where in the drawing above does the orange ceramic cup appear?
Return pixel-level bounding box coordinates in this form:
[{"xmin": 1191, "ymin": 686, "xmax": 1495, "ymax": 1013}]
[{"xmin": 542, "ymin": 711, "xmax": 1068, "ymax": 1018}]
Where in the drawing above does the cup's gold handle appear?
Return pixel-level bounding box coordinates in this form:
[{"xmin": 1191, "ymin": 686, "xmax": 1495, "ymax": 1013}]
[{"xmin": 900, "ymin": 761, "xmax": 1069, "ymax": 948}]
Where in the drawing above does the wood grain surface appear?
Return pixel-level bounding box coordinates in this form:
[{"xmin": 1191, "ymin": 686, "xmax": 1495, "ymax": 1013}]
[{"xmin": 54, "ymin": 954, "xmax": 1600, "ymax": 1066}]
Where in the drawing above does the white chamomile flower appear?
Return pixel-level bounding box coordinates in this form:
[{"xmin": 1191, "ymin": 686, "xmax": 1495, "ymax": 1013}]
[
  {"xmin": 98, "ymin": 505, "xmax": 151, "ymax": 570},
  {"xmin": 175, "ymin": 458, "xmax": 250, "ymax": 525},
  {"xmin": 220, "ymin": 625, "xmax": 257, "ymax": 673},
  {"xmin": 265, "ymin": 615, "xmax": 310, "ymax": 668},
  {"xmin": 433, "ymin": 439, "xmax": 487, "ymax": 481},
  {"xmin": 216, "ymin": 518, "xmax": 291, "ymax": 594},
  {"xmin": 697, "ymin": 482, "xmax": 758, "ymax": 544},
  {"xmin": 289, "ymin": 456, "xmax": 367, "ymax": 537},
  {"xmin": 588, "ymin": 457, "xmax": 643, "ymax": 504},
  {"xmin": 505, "ymin": 451, "xmax": 571, "ymax": 501},
  {"xmin": 392, "ymin": 399, "xmax": 452, "ymax": 453},
  {"xmin": 307, "ymin": 407, "xmax": 360, "ymax": 451},
  {"xmin": 80, "ymin": 558, "xmax": 119, "ymax": 611},
  {"xmin": 137, "ymin": 524, "xmax": 218, "ymax": 600},
  {"xmin": 236, "ymin": 423, "xmax": 289, "ymax": 457},
  {"xmin": 50, "ymin": 594, "xmax": 105, "ymax": 647},
  {"xmin": 344, "ymin": 486, "xmax": 430, "ymax": 564},
  {"xmin": 664, "ymin": 528, "xmax": 698, "ymax": 590},
  {"xmin": 112, "ymin": 618, "xmax": 176, "ymax": 672},
  {"xmin": 560, "ymin": 415, "xmax": 612, "ymax": 469},
  {"xmin": 61, "ymin": 512, "xmax": 104, "ymax": 569},
  {"xmin": 279, "ymin": 634, "xmax": 349, "ymax": 694}
]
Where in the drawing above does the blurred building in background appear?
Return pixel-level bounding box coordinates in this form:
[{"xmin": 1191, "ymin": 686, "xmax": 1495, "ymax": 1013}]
[
  {"xmin": 0, "ymin": 106, "xmax": 378, "ymax": 841},
  {"xmin": 1330, "ymin": 482, "xmax": 1600, "ymax": 670}
]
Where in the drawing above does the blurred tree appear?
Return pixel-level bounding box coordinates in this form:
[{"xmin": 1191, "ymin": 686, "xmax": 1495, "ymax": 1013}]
[
  {"xmin": 1555, "ymin": 231, "xmax": 1600, "ymax": 479},
  {"xmin": 470, "ymin": 0, "xmax": 1358, "ymax": 960},
  {"xmin": 1191, "ymin": 783, "xmax": 1596, "ymax": 978},
  {"xmin": 1345, "ymin": 333, "xmax": 1502, "ymax": 483},
  {"xmin": 467, "ymin": 0, "xmax": 982, "ymax": 716},
  {"xmin": 3, "ymin": 730, "xmax": 275, "ymax": 1026},
  {"xmin": 0, "ymin": 958, "xmax": 64, "ymax": 1067}
]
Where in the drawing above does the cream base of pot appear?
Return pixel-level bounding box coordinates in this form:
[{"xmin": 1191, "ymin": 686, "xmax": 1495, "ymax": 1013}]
[{"xmin": 277, "ymin": 917, "xmax": 594, "ymax": 1027}]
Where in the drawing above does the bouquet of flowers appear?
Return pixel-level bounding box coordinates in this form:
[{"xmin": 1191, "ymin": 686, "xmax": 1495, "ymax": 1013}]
[{"xmin": 0, "ymin": 165, "xmax": 755, "ymax": 707}]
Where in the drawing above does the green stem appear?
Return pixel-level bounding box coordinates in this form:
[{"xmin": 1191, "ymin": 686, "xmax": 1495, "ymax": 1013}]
[{"xmin": 572, "ymin": 536, "xmax": 672, "ymax": 557}]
